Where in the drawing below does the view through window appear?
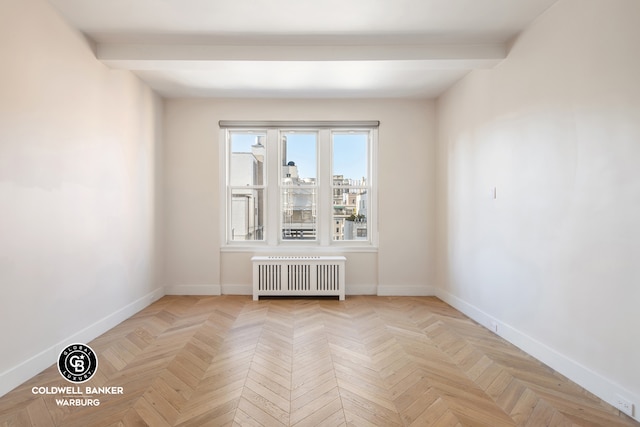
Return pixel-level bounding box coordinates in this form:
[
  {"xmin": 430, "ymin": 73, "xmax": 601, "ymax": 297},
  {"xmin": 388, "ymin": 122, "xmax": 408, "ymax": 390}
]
[{"xmin": 223, "ymin": 123, "xmax": 377, "ymax": 247}]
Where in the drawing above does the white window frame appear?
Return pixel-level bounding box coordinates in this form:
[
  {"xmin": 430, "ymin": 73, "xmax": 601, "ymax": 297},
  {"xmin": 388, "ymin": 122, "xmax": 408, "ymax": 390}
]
[
  {"xmin": 225, "ymin": 129, "xmax": 268, "ymax": 243},
  {"xmin": 220, "ymin": 121, "xmax": 378, "ymax": 252},
  {"xmin": 278, "ymin": 129, "xmax": 320, "ymax": 244}
]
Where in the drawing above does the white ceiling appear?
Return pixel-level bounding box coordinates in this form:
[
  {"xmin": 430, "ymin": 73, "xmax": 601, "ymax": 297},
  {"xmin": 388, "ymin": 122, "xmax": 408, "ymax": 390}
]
[{"xmin": 48, "ymin": 0, "xmax": 558, "ymax": 98}]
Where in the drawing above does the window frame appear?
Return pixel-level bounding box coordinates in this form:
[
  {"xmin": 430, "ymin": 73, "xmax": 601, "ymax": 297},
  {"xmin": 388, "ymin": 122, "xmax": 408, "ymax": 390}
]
[
  {"xmin": 279, "ymin": 129, "xmax": 319, "ymax": 243},
  {"xmin": 330, "ymin": 130, "xmax": 372, "ymax": 244},
  {"xmin": 225, "ymin": 130, "xmax": 268, "ymax": 243},
  {"xmin": 220, "ymin": 122, "xmax": 378, "ymax": 251}
]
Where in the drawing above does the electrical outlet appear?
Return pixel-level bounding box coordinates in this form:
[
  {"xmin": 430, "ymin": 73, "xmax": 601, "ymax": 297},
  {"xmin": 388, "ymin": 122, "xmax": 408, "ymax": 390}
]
[
  {"xmin": 490, "ymin": 321, "xmax": 498, "ymax": 333},
  {"xmin": 614, "ymin": 394, "xmax": 634, "ymax": 417}
]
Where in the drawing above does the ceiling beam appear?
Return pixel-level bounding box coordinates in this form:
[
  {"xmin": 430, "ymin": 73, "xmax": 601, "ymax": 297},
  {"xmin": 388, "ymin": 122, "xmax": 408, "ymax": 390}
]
[{"xmin": 97, "ymin": 43, "xmax": 506, "ymax": 70}]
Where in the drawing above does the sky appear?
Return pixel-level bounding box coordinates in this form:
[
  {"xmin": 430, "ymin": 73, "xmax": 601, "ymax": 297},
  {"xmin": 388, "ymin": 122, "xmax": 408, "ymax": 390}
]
[{"xmin": 231, "ymin": 131, "xmax": 368, "ymax": 182}]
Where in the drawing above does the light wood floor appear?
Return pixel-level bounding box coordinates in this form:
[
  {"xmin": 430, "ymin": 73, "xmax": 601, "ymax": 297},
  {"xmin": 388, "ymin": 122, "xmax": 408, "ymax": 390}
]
[{"xmin": 0, "ymin": 296, "xmax": 637, "ymax": 427}]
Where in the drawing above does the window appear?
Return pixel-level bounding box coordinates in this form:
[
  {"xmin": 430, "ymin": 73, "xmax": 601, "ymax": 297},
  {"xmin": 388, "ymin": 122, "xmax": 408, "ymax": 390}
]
[
  {"xmin": 332, "ymin": 131, "xmax": 369, "ymax": 241},
  {"xmin": 221, "ymin": 121, "xmax": 378, "ymax": 248},
  {"xmin": 281, "ymin": 131, "xmax": 317, "ymax": 240},
  {"xmin": 227, "ymin": 131, "xmax": 266, "ymax": 241}
]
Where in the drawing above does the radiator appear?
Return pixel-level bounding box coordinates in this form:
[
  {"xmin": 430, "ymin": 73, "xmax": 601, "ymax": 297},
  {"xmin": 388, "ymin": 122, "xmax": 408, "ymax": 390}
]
[{"xmin": 251, "ymin": 256, "xmax": 346, "ymax": 300}]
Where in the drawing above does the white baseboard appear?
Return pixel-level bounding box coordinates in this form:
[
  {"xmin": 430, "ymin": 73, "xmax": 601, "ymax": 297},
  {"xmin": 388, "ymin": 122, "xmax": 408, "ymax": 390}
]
[
  {"xmin": 0, "ymin": 287, "xmax": 164, "ymax": 398},
  {"xmin": 165, "ymin": 284, "xmax": 221, "ymax": 295},
  {"xmin": 219, "ymin": 284, "xmax": 434, "ymax": 297},
  {"xmin": 377, "ymin": 285, "xmax": 436, "ymax": 297},
  {"xmin": 347, "ymin": 284, "xmax": 377, "ymax": 295},
  {"xmin": 435, "ymin": 288, "xmax": 640, "ymax": 423},
  {"xmin": 220, "ymin": 284, "xmax": 380, "ymax": 297},
  {"xmin": 221, "ymin": 284, "xmax": 252, "ymax": 295}
]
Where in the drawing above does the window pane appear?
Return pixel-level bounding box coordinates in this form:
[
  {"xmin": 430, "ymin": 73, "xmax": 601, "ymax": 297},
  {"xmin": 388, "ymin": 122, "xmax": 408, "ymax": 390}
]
[
  {"xmin": 282, "ymin": 188, "xmax": 316, "ymax": 240},
  {"xmin": 332, "ymin": 189, "xmax": 368, "ymax": 241},
  {"xmin": 230, "ymin": 189, "xmax": 264, "ymax": 241},
  {"xmin": 332, "ymin": 132, "xmax": 369, "ymax": 241},
  {"xmin": 332, "ymin": 132, "xmax": 368, "ymax": 184},
  {"xmin": 229, "ymin": 132, "xmax": 266, "ymax": 186},
  {"xmin": 281, "ymin": 132, "xmax": 316, "ymax": 185}
]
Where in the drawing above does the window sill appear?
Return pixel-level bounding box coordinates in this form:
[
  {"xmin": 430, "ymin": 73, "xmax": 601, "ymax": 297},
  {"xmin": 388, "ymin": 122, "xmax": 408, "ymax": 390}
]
[{"xmin": 220, "ymin": 244, "xmax": 378, "ymax": 254}]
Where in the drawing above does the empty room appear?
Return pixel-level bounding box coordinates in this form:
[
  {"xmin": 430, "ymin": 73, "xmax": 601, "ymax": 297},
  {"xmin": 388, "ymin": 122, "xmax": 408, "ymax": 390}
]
[{"xmin": 1, "ymin": 0, "xmax": 639, "ymax": 425}]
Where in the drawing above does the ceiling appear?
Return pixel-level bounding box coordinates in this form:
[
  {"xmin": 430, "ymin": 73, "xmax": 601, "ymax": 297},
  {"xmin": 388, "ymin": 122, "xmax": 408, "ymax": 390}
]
[{"xmin": 48, "ymin": 0, "xmax": 558, "ymax": 99}]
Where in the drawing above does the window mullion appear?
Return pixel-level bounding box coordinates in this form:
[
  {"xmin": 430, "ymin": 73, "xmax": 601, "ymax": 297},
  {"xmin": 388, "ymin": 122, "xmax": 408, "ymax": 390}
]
[
  {"xmin": 266, "ymin": 129, "xmax": 280, "ymax": 245},
  {"xmin": 318, "ymin": 130, "xmax": 332, "ymax": 246}
]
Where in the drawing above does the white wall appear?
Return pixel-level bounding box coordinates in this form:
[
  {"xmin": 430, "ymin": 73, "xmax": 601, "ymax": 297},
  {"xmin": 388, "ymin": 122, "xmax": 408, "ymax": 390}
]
[
  {"xmin": 163, "ymin": 98, "xmax": 436, "ymax": 296},
  {"xmin": 0, "ymin": 0, "xmax": 163, "ymax": 396},
  {"xmin": 436, "ymin": 0, "xmax": 640, "ymax": 419}
]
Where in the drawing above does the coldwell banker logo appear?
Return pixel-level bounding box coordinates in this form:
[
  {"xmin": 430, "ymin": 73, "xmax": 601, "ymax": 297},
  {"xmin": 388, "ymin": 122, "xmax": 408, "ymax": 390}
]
[
  {"xmin": 31, "ymin": 343, "xmax": 124, "ymax": 407},
  {"xmin": 58, "ymin": 343, "xmax": 98, "ymax": 383}
]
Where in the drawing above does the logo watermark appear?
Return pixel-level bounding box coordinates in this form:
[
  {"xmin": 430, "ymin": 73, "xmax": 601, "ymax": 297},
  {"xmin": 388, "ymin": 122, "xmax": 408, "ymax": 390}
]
[
  {"xmin": 32, "ymin": 343, "xmax": 124, "ymax": 406},
  {"xmin": 57, "ymin": 343, "xmax": 98, "ymax": 383}
]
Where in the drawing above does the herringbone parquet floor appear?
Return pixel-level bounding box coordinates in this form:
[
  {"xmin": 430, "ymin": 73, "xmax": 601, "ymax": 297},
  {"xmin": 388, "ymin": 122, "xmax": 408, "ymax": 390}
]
[{"xmin": 0, "ymin": 296, "xmax": 637, "ymax": 426}]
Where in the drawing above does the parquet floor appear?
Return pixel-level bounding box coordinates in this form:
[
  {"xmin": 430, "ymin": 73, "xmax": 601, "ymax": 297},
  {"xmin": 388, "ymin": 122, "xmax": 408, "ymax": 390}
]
[{"xmin": 0, "ymin": 296, "xmax": 637, "ymax": 426}]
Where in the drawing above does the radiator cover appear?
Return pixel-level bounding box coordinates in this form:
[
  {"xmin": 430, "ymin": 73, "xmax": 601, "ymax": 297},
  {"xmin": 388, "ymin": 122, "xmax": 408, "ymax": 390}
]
[{"xmin": 251, "ymin": 256, "xmax": 346, "ymax": 300}]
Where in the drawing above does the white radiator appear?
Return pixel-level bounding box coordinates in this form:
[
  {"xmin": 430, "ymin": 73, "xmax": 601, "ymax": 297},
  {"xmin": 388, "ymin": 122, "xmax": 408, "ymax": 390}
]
[{"xmin": 251, "ymin": 256, "xmax": 346, "ymax": 300}]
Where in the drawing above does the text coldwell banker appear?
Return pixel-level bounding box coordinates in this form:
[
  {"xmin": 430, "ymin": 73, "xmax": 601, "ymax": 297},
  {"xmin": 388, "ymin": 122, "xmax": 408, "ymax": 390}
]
[{"xmin": 32, "ymin": 386, "xmax": 124, "ymax": 395}]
